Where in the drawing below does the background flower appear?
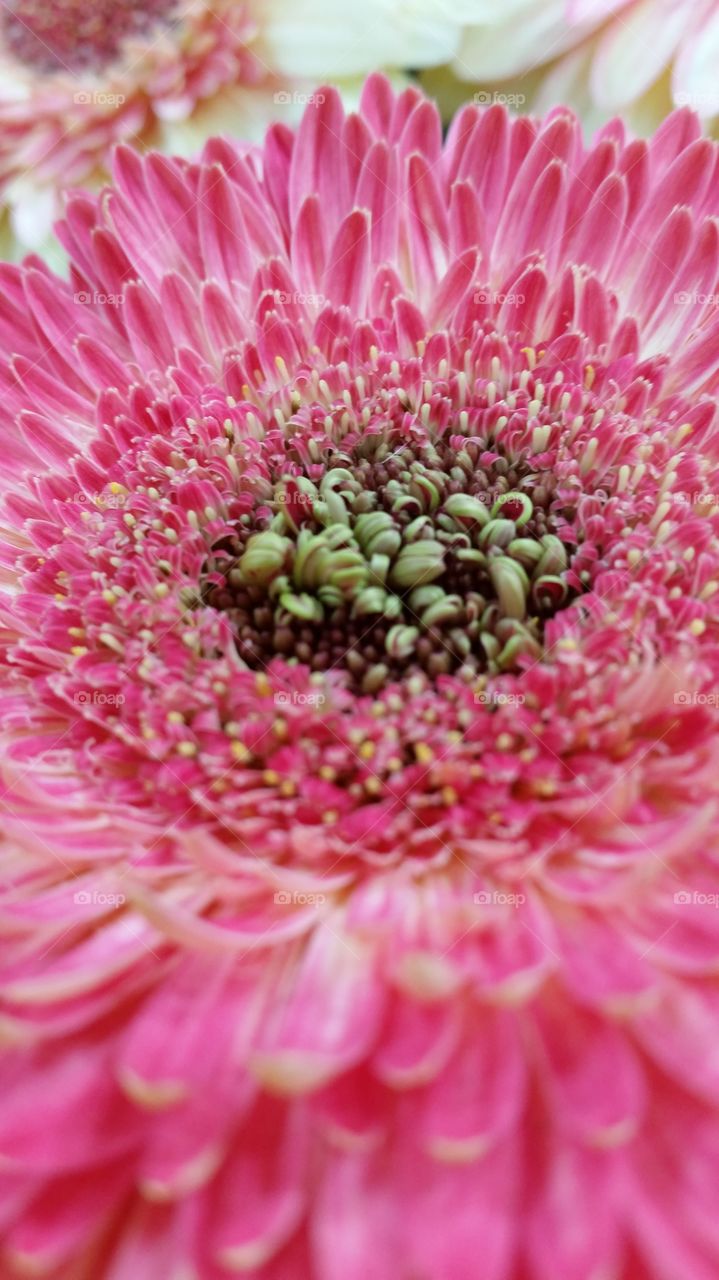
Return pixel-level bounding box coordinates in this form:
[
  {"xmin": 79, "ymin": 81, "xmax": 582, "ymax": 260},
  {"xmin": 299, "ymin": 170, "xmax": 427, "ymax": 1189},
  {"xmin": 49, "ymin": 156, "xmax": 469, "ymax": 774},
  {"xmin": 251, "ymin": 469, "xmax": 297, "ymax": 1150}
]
[
  {"xmin": 256, "ymin": 0, "xmax": 466, "ymax": 78},
  {"xmin": 0, "ymin": 0, "xmax": 325, "ymax": 259},
  {"xmin": 2, "ymin": 76, "xmax": 719, "ymax": 1278},
  {"xmin": 424, "ymin": 0, "xmax": 719, "ymax": 136}
]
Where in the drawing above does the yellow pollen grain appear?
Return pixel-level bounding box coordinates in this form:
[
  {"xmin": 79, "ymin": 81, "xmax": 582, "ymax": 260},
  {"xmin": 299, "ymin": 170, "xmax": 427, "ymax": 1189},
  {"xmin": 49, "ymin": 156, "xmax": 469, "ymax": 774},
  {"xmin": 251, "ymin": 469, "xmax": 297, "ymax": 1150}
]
[
  {"xmin": 110, "ymin": 483, "xmax": 127, "ymax": 496},
  {"xmin": 323, "ymin": 810, "xmax": 339, "ymax": 824},
  {"xmin": 231, "ymin": 740, "xmax": 250, "ymax": 762},
  {"xmin": 123, "ymin": 513, "xmax": 136, "ymax": 528},
  {"xmin": 167, "ymin": 711, "xmax": 184, "ymax": 724},
  {"xmin": 177, "ymin": 742, "xmax": 197, "ymax": 757},
  {"xmin": 319, "ymin": 765, "xmax": 336, "ymax": 781},
  {"xmin": 496, "ymin": 734, "xmax": 514, "ymax": 752},
  {"xmin": 387, "ymin": 756, "xmax": 403, "ymax": 773},
  {"xmin": 364, "ymin": 777, "xmax": 382, "ymax": 795},
  {"xmin": 255, "ymin": 674, "xmax": 272, "ymax": 697},
  {"xmin": 689, "ymin": 619, "xmax": 706, "ymax": 636},
  {"xmin": 442, "ymin": 786, "xmax": 458, "ymax": 805},
  {"xmin": 415, "ymin": 743, "xmax": 433, "ymax": 765},
  {"xmin": 279, "ymin": 780, "xmax": 296, "ymax": 797},
  {"xmin": 70, "ymin": 645, "xmax": 88, "ymax": 656},
  {"xmin": 584, "ymin": 365, "xmax": 595, "ymax": 389},
  {"xmin": 154, "ymin": 583, "xmax": 170, "ymax": 598},
  {"xmin": 263, "ymin": 770, "xmax": 280, "ymax": 786},
  {"xmin": 68, "ymin": 627, "xmax": 85, "ymax": 638},
  {"xmin": 273, "ymin": 719, "xmax": 288, "ymax": 738},
  {"xmin": 533, "ymin": 779, "xmax": 557, "ymax": 797},
  {"xmin": 100, "ymin": 632, "xmax": 124, "ymax": 653},
  {"xmin": 359, "ymin": 741, "xmax": 376, "ymax": 761}
]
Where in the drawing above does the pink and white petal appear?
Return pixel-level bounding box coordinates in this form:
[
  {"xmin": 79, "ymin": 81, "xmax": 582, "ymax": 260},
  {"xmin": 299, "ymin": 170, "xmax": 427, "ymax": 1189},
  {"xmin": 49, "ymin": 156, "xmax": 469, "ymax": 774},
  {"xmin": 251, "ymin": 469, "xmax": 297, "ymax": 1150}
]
[
  {"xmin": 251, "ymin": 925, "xmax": 384, "ymax": 1094},
  {"xmin": 418, "ymin": 1009, "xmax": 526, "ymax": 1161}
]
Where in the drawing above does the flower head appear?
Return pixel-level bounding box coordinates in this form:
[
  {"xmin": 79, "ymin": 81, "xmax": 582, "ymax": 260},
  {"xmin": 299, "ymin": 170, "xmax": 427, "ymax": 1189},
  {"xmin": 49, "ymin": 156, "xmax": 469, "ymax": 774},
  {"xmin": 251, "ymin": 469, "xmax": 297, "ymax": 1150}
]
[{"xmin": 1, "ymin": 77, "xmax": 719, "ymax": 1277}]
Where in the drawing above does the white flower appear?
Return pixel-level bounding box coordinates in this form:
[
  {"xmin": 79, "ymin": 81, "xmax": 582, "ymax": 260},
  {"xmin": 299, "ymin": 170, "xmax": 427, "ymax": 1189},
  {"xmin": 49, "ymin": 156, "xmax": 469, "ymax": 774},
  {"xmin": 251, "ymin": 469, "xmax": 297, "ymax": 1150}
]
[{"xmin": 449, "ymin": 0, "xmax": 719, "ymax": 133}]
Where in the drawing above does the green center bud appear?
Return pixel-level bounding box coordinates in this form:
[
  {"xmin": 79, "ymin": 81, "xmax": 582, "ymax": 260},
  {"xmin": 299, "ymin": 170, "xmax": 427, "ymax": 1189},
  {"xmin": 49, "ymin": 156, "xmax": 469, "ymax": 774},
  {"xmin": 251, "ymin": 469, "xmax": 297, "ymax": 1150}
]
[{"xmin": 202, "ymin": 431, "xmax": 583, "ymax": 692}]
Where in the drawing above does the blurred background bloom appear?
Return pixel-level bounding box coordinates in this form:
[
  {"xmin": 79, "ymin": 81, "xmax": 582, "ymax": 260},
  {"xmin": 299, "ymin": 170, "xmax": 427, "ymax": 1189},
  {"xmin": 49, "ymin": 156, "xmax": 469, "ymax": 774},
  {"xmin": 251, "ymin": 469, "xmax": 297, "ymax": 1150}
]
[
  {"xmin": 0, "ymin": 0, "xmax": 321, "ymax": 258},
  {"xmin": 256, "ymin": 0, "xmax": 466, "ymax": 78},
  {"xmin": 422, "ymin": 0, "xmax": 719, "ymax": 137}
]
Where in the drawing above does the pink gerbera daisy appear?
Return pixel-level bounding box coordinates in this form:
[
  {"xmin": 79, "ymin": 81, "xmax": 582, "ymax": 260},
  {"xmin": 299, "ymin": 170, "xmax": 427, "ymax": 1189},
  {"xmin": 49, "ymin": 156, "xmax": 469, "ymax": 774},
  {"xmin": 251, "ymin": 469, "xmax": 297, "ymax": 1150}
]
[
  {"xmin": 2, "ymin": 75, "xmax": 719, "ymax": 1279},
  {"xmin": 0, "ymin": 0, "xmax": 271, "ymax": 254}
]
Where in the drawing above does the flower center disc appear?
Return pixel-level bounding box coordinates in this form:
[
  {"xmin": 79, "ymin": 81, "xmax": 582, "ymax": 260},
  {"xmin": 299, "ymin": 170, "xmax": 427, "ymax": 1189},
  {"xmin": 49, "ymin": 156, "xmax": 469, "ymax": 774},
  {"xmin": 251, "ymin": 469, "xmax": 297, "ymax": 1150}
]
[
  {"xmin": 2, "ymin": 0, "xmax": 178, "ymax": 73},
  {"xmin": 202, "ymin": 435, "xmax": 584, "ymax": 694}
]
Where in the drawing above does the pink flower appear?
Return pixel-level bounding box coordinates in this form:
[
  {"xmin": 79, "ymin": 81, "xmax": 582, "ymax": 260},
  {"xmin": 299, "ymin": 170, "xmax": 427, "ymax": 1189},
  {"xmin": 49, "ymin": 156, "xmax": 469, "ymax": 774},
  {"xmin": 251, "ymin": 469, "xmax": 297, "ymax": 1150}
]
[
  {"xmin": 0, "ymin": 0, "xmax": 272, "ymax": 254},
  {"xmin": 2, "ymin": 76, "xmax": 719, "ymax": 1277}
]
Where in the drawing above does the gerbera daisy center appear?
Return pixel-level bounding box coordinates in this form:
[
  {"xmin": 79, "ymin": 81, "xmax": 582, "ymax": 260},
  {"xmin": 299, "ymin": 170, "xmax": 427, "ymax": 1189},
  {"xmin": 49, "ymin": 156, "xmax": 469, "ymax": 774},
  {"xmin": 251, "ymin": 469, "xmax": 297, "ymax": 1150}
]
[
  {"xmin": 2, "ymin": 0, "xmax": 179, "ymax": 74},
  {"xmin": 202, "ymin": 432, "xmax": 584, "ymax": 693}
]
